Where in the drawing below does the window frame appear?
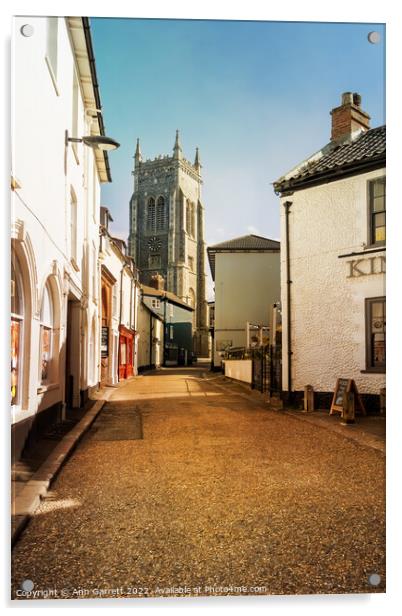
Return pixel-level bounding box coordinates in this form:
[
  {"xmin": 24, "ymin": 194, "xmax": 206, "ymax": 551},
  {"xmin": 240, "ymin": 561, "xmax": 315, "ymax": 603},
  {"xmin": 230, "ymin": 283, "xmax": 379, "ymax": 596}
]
[
  {"xmin": 39, "ymin": 282, "xmax": 54, "ymax": 385},
  {"xmin": 147, "ymin": 197, "xmax": 156, "ymax": 232},
  {"xmin": 70, "ymin": 186, "xmax": 79, "ymax": 269},
  {"xmin": 148, "ymin": 254, "xmax": 161, "ymax": 269},
  {"xmin": 11, "ymin": 259, "xmax": 24, "ymax": 409},
  {"xmin": 156, "ymin": 196, "xmax": 165, "ymax": 231},
  {"xmin": 364, "ymin": 296, "xmax": 386, "ymax": 373},
  {"xmin": 367, "ymin": 176, "xmax": 386, "ymax": 248}
]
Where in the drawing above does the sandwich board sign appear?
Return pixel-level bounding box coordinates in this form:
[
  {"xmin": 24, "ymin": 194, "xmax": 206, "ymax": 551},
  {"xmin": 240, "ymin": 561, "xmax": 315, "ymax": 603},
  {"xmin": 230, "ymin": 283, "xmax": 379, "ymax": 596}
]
[{"xmin": 329, "ymin": 378, "xmax": 366, "ymax": 416}]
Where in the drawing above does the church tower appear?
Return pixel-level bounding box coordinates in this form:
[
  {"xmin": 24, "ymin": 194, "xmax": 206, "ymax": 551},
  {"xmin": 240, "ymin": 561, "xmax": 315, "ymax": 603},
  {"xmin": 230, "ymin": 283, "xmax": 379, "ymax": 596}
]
[{"xmin": 128, "ymin": 131, "xmax": 209, "ymax": 356}]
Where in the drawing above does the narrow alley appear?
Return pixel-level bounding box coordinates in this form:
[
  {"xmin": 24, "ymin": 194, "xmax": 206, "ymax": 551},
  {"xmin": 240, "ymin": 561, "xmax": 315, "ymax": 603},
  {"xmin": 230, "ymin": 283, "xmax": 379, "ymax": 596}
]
[{"xmin": 12, "ymin": 367, "xmax": 385, "ymax": 599}]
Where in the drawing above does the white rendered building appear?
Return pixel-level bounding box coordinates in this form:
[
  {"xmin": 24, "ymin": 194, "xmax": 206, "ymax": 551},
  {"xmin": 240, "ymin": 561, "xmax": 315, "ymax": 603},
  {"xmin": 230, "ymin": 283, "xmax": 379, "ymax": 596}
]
[
  {"xmin": 274, "ymin": 93, "xmax": 385, "ymax": 410},
  {"xmin": 99, "ymin": 208, "xmax": 140, "ymax": 384},
  {"xmin": 207, "ymin": 235, "xmax": 281, "ymax": 369},
  {"xmin": 11, "ymin": 17, "xmax": 116, "ymax": 460}
]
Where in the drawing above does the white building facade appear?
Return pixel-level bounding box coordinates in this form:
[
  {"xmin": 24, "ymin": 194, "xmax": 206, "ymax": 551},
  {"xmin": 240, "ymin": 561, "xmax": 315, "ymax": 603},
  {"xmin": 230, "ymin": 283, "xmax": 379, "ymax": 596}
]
[
  {"xmin": 99, "ymin": 208, "xmax": 140, "ymax": 385},
  {"xmin": 274, "ymin": 93, "xmax": 386, "ymax": 411},
  {"xmin": 11, "ymin": 17, "xmax": 115, "ymax": 460},
  {"xmin": 207, "ymin": 235, "xmax": 281, "ymax": 369}
]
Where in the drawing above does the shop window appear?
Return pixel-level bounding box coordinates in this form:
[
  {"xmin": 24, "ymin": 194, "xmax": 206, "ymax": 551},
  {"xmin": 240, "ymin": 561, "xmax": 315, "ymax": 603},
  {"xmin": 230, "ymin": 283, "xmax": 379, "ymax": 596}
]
[
  {"xmin": 120, "ymin": 340, "xmax": 127, "ymax": 365},
  {"xmin": 39, "ymin": 282, "xmax": 54, "ymax": 384},
  {"xmin": 365, "ymin": 297, "xmax": 386, "ymax": 371},
  {"xmin": 368, "ymin": 177, "xmax": 386, "ymax": 246},
  {"xmin": 11, "ymin": 259, "xmax": 24, "ymax": 406}
]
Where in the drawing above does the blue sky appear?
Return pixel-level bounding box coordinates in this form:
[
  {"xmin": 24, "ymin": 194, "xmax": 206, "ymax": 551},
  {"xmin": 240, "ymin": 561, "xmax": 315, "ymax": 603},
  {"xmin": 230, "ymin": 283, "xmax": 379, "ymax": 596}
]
[{"xmin": 91, "ymin": 18, "xmax": 385, "ymax": 295}]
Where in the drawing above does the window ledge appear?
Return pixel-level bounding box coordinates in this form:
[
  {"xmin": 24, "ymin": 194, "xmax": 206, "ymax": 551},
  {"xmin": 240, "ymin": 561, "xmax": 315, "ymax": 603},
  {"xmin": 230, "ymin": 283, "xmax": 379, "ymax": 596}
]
[
  {"xmin": 360, "ymin": 369, "xmax": 386, "ymax": 375},
  {"xmin": 364, "ymin": 243, "xmax": 386, "ymax": 251},
  {"xmin": 37, "ymin": 383, "xmax": 59, "ymax": 394}
]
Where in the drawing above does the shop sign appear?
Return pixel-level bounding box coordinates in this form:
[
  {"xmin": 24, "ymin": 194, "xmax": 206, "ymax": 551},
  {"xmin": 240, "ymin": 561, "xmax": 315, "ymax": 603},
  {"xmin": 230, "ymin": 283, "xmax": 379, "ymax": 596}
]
[{"xmin": 347, "ymin": 255, "xmax": 385, "ymax": 278}]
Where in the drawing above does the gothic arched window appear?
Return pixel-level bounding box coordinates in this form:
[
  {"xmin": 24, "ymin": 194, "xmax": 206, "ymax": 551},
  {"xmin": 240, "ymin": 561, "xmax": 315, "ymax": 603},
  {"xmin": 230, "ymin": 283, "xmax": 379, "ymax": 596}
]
[
  {"xmin": 186, "ymin": 200, "xmax": 191, "ymax": 235},
  {"xmin": 156, "ymin": 196, "xmax": 165, "ymax": 231},
  {"xmin": 191, "ymin": 203, "xmax": 196, "ymax": 238},
  {"xmin": 147, "ymin": 197, "xmax": 156, "ymax": 231}
]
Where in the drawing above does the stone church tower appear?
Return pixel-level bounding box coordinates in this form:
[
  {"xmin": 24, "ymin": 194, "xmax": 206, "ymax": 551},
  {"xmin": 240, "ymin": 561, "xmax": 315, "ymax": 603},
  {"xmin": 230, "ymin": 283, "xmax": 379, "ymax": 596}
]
[{"xmin": 128, "ymin": 131, "xmax": 209, "ymax": 356}]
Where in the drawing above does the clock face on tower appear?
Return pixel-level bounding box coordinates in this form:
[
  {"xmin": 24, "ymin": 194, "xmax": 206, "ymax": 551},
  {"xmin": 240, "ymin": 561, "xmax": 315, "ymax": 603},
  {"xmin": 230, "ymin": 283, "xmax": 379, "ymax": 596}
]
[{"xmin": 148, "ymin": 236, "xmax": 162, "ymax": 252}]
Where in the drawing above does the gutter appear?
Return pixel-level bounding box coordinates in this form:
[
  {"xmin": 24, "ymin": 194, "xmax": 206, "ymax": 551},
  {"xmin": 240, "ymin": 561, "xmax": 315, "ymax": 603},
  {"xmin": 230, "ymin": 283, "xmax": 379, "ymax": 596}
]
[
  {"xmin": 284, "ymin": 201, "xmax": 293, "ymax": 404},
  {"xmin": 81, "ymin": 17, "xmax": 112, "ymax": 182}
]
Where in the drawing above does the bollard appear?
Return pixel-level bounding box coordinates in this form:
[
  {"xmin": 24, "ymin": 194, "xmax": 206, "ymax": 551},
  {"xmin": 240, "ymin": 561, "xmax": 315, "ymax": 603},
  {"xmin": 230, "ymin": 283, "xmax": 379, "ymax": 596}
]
[
  {"xmin": 342, "ymin": 391, "xmax": 355, "ymax": 424},
  {"xmin": 303, "ymin": 385, "xmax": 314, "ymax": 412},
  {"xmin": 380, "ymin": 387, "xmax": 386, "ymax": 415}
]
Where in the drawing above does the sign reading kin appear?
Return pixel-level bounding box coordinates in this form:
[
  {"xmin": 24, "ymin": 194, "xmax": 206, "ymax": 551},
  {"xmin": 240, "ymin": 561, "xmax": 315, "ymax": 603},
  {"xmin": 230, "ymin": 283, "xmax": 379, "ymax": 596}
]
[{"xmin": 347, "ymin": 255, "xmax": 385, "ymax": 278}]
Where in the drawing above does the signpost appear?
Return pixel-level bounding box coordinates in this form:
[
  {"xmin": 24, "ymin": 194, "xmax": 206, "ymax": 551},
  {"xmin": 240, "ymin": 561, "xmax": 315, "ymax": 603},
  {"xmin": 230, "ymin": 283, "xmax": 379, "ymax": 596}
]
[{"xmin": 330, "ymin": 378, "xmax": 366, "ymax": 416}]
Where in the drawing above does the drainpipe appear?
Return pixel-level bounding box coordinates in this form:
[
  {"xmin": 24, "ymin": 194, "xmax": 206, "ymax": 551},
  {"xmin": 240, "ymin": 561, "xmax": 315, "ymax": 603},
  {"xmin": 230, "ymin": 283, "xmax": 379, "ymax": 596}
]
[
  {"xmin": 284, "ymin": 200, "xmax": 293, "ymax": 404},
  {"xmin": 149, "ymin": 313, "xmax": 153, "ymax": 368},
  {"xmin": 163, "ymin": 293, "xmax": 167, "ymax": 366},
  {"xmin": 119, "ymin": 266, "xmax": 124, "ymax": 325}
]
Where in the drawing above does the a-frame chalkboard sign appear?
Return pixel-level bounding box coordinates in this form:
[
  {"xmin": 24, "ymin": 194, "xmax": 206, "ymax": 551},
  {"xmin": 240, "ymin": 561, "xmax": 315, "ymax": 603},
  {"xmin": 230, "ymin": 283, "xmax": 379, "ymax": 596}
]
[{"xmin": 329, "ymin": 378, "xmax": 366, "ymax": 416}]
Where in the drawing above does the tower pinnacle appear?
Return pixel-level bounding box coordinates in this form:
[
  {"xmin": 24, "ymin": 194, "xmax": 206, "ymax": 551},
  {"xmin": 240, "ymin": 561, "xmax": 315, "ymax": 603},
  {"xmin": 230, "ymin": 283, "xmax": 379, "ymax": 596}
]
[
  {"xmin": 135, "ymin": 138, "xmax": 142, "ymax": 165},
  {"xmin": 194, "ymin": 147, "xmax": 201, "ymax": 171},
  {"xmin": 173, "ymin": 129, "xmax": 182, "ymax": 160}
]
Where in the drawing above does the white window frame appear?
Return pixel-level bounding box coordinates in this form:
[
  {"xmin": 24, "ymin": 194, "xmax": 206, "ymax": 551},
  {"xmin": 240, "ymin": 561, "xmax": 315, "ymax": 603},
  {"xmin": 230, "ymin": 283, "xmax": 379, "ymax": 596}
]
[
  {"xmin": 11, "ymin": 260, "xmax": 24, "ymax": 411},
  {"xmin": 39, "ymin": 283, "xmax": 54, "ymax": 386},
  {"xmin": 70, "ymin": 187, "xmax": 79, "ymax": 270}
]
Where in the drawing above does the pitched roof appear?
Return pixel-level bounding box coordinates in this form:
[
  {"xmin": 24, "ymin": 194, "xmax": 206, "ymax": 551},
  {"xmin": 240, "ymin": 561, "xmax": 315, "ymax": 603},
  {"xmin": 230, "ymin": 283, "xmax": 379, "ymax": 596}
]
[
  {"xmin": 141, "ymin": 284, "xmax": 194, "ymax": 311},
  {"xmin": 207, "ymin": 234, "xmax": 280, "ymax": 280},
  {"xmin": 209, "ymin": 234, "xmax": 280, "ymax": 251},
  {"xmin": 274, "ymin": 125, "xmax": 386, "ymax": 193}
]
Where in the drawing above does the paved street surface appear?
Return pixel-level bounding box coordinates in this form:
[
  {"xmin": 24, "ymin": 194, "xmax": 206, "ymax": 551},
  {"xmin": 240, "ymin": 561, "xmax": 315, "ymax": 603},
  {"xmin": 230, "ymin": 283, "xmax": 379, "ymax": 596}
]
[{"xmin": 12, "ymin": 367, "xmax": 385, "ymax": 599}]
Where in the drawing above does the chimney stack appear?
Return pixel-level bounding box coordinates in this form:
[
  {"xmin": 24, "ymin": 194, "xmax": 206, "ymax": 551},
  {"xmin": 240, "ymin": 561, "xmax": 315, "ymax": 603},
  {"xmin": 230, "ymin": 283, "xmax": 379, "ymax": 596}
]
[
  {"xmin": 330, "ymin": 92, "xmax": 370, "ymax": 142},
  {"xmin": 149, "ymin": 273, "xmax": 165, "ymax": 291}
]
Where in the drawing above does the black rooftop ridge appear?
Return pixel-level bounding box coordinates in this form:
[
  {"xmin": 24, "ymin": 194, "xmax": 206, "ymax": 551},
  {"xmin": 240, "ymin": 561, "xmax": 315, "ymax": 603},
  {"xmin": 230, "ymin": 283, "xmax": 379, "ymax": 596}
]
[{"xmin": 274, "ymin": 125, "xmax": 386, "ymax": 194}]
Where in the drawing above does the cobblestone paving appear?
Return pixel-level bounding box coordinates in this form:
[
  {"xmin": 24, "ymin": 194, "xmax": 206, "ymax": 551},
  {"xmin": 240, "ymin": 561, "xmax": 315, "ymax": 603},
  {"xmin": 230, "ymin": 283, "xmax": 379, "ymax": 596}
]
[{"xmin": 11, "ymin": 368, "xmax": 385, "ymax": 600}]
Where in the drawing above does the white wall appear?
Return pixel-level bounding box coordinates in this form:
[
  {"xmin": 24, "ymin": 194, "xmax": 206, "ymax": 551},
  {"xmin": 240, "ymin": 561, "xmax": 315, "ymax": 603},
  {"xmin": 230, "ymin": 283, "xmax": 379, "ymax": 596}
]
[
  {"xmin": 137, "ymin": 303, "xmax": 163, "ymax": 370},
  {"xmin": 280, "ymin": 168, "xmax": 386, "ymax": 396},
  {"xmin": 224, "ymin": 359, "xmax": 253, "ymax": 384},
  {"xmin": 214, "ymin": 251, "xmax": 280, "ymax": 366},
  {"xmin": 11, "ymin": 16, "xmax": 102, "ymax": 429}
]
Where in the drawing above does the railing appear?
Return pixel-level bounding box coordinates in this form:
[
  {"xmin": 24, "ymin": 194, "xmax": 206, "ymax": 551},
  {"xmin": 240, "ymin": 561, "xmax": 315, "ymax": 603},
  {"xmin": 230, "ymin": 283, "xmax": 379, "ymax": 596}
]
[{"xmin": 223, "ymin": 345, "xmax": 282, "ymax": 395}]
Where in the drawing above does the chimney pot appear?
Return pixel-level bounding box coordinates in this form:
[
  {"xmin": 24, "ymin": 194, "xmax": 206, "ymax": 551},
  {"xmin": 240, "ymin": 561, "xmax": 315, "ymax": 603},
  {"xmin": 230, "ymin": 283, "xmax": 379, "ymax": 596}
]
[
  {"xmin": 342, "ymin": 92, "xmax": 353, "ymax": 105},
  {"xmin": 353, "ymin": 92, "xmax": 362, "ymax": 107}
]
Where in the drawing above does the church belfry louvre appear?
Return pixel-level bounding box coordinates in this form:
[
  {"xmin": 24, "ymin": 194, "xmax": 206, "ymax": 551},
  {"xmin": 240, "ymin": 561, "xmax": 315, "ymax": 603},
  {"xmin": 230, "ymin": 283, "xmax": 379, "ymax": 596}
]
[{"xmin": 128, "ymin": 131, "xmax": 209, "ymax": 356}]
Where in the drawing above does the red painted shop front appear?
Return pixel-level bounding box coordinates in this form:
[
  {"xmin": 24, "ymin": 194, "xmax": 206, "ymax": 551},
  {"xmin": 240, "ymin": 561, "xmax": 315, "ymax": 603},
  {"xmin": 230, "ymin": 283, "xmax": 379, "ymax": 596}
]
[{"xmin": 118, "ymin": 325, "xmax": 135, "ymax": 380}]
